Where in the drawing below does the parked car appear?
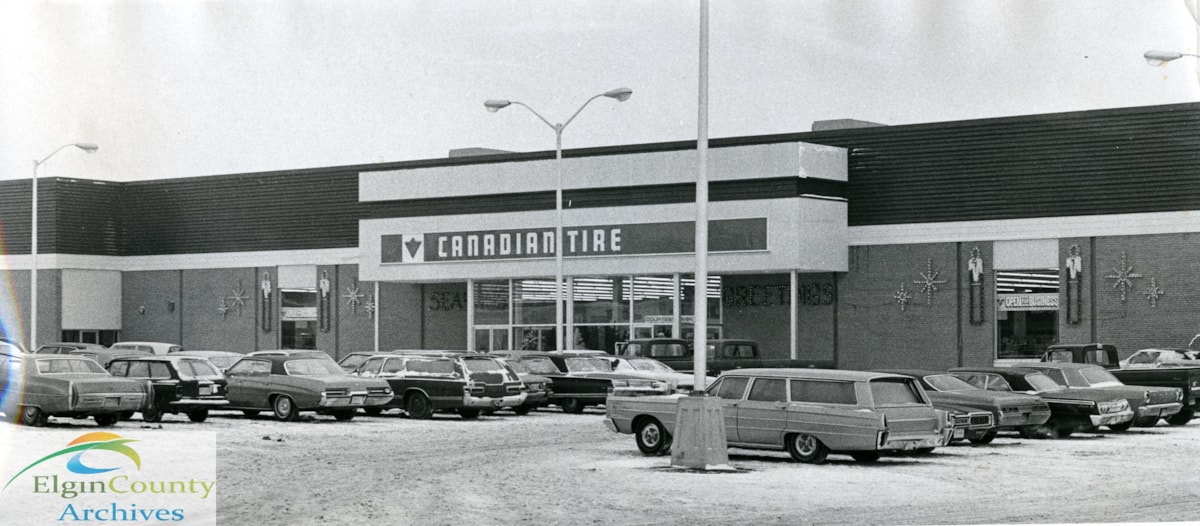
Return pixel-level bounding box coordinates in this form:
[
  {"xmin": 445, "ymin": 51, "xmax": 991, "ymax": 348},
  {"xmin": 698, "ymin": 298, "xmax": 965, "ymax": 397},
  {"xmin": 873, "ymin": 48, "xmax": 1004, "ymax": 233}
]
[
  {"xmin": 107, "ymin": 356, "xmax": 229, "ymax": 423},
  {"xmin": 606, "ymin": 368, "xmax": 950, "ymax": 463},
  {"xmin": 1018, "ymin": 362, "xmax": 1183, "ymax": 428},
  {"xmin": 352, "ymin": 352, "xmax": 526, "ymax": 419},
  {"xmin": 518, "ymin": 352, "xmax": 670, "ymax": 413},
  {"xmin": 496, "ymin": 358, "xmax": 552, "ymax": 415},
  {"xmin": 875, "ymin": 369, "xmax": 1049, "ymax": 444},
  {"xmin": 110, "ymin": 341, "xmax": 183, "ymax": 355},
  {"xmin": 951, "ymin": 367, "xmax": 1134, "ymax": 438},
  {"xmin": 607, "ymin": 356, "xmax": 716, "ymax": 392},
  {"xmin": 0, "ymin": 352, "xmax": 148, "ymax": 427},
  {"xmin": 337, "ymin": 352, "xmax": 391, "ymax": 373},
  {"xmin": 1120, "ymin": 348, "xmax": 1199, "ymax": 368},
  {"xmin": 34, "ymin": 342, "xmax": 106, "ymax": 355},
  {"xmin": 1040, "ymin": 343, "xmax": 1200, "ymax": 425},
  {"xmin": 69, "ymin": 347, "xmax": 154, "ymax": 368},
  {"xmin": 223, "ymin": 354, "xmax": 393, "ymax": 421},
  {"xmin": 170, "ymin": 350, "xmax": 245, "ymax": 373}
]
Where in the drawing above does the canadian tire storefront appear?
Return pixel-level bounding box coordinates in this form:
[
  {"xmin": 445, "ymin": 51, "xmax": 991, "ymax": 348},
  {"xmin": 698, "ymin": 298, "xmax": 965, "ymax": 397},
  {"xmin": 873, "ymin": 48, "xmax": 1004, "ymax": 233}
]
[{"xmin": 2, "ymin": 103, "xmax": 1199, "ymax": 367}]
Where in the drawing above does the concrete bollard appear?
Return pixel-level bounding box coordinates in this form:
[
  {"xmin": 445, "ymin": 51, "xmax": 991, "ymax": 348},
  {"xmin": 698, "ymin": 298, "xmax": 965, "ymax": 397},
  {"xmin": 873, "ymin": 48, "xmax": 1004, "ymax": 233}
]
[{"xmin": 670, "ymin": 393, "xmax": 730, "ymax": 470}]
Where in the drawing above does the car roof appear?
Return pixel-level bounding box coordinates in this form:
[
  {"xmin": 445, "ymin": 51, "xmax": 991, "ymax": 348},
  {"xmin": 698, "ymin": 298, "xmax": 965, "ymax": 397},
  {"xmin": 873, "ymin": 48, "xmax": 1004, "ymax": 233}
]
[
  {"xmin": 721, "ymin": 368, "xmax": 911, "ymax": 381},
  {"xmin": 950, "ymin": 366, "xmax": 1047, "ymax": 376},
  {"xmin": 173, "ymin": 350, "xmax": 244, "ymax": 356},
  {"xmin": 1021, "ymin": 362, "xmax": 1098, "ymax": 371},
  {"xmin": 873, "ymin": 368, "xmax": 952, "ymax": 378}
]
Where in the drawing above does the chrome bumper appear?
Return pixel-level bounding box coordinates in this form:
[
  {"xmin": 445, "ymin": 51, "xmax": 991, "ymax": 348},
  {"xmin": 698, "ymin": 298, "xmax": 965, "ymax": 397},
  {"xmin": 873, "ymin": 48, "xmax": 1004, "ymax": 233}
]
[
  {"xmin": 462, "ymin": 392, "xmax": 527, "ymax": 409},
  {"xmin": 1090, "ymin": 409, "xmax": 1135, "ymax": 426},
  {"xmin": 1138, "ymin": 402, "xmax": 1183, "ymax": 419}
]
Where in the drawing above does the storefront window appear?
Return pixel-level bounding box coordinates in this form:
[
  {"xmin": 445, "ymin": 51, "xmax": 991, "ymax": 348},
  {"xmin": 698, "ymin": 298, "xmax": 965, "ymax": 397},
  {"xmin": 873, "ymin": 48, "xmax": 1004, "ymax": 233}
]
[
  {"xmin": 473, "ymin": 280, "xmax": 510, "ymax": 325},
  {"xmin": 629, "ymin": 276, "xmax": 675, "ymax": 324},
  {"xmin": 514, "ymin": 279, "xmax": 557, "ymax": 325},
  {"xmin": 572, "ymin": 276, "xmax": 629, "ymax": 324}
]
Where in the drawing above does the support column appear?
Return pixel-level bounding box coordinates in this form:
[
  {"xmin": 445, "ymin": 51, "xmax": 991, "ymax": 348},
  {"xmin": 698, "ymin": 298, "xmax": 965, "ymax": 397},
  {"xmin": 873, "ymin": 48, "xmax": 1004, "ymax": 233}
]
[
  {"xmin": 790, "ymin": 270, "xmax": 799, "ymax": 360},
  {"xmin": 467, "ymin": 279, "xmax": 475, "ymax": 352}
]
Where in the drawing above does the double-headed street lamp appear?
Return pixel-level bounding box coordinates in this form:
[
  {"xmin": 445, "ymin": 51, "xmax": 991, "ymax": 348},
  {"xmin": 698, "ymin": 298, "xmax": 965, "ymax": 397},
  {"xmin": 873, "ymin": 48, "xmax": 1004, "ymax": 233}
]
[
  {"xmin": 484, "ymin": 87, "xmax": 632, "ymax": 351},
  {"xmin": 31, "ymin": 143, "xmax": 99, "ymax": 350}
]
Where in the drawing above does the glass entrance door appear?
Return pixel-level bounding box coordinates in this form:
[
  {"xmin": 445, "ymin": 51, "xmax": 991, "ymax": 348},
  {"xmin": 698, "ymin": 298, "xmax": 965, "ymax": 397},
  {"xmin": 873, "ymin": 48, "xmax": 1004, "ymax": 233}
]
[{"xmin": 473, "ymin": 327, "xmax": 510, "ymax": 352}]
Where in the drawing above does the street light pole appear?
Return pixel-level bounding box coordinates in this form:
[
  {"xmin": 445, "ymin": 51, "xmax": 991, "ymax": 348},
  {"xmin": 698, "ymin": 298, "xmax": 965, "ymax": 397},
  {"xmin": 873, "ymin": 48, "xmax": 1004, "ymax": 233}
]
[
  {"xmin": 484, "ymin": 88, "xmax": 632, "ymax": 351},
  {"xmin": 30, "ymin": 143, "xmax": 98, "ymax": 350}
]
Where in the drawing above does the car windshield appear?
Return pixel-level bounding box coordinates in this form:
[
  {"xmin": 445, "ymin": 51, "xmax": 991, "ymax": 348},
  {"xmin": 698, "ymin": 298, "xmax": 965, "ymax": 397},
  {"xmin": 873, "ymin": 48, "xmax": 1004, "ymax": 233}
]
[
  {"xmin": 340, "ymin": 355, "xmax": 371, "ymax": 370},
  {"xmin": 564, "ymin": 357, "xmax": 613, "ymax": 372},
  {"xmin": 504, "ymin": 360, "xmax": 531, "ymax": 374},
  {"xmin": 283, "ymin": 359, "xmax": 345, "ymax": 376},
  {"xmin": 1025, "ymin": 373, "xmax": 1066, "ymax": 392},
  {"xmin": 923, "ymin": 374, "xmax": 978, "ymax": 392},
  {"xmin": 1079, "ymin": 367, "xmax": 1122, "ymax": 387},
  {"xmin": 627, "ymin": 359, "xmax": 674, "ymax": 373},
  {"xmin": 36, "ymin": 358, "xmax": 107, "ymax": 374},
  {"xmin": 178, "ymin": 359, "xmax": 221, "ymax": 378}
]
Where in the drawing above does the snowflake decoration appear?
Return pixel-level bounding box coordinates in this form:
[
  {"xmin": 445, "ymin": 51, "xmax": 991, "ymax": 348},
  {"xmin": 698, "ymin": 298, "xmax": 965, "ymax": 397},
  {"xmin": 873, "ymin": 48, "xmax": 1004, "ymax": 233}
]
[
  {"xmin": 913, "ymin": 259, "xmax": 948, "ymax": 304},
  {"xmin": 364, "ymin": 295, "xmax": 377, "ymax": 319},
  {"xmin": 1104, "ymin": 251, "xmax": 1143, "ymax": 302},
  {"xmin": 217, "ymin": 299, "xmax": 230, "ymax": 320},
  {"xmin": 344, "ymin": 282, "xmax": 366, "ymax": 313},
  {"xmin": 894, "ymin": 283, "xmax": 913, "ymax": 311},
  {"xmin": 1143, "ymin": 278, "xmax": 1165, "ymax": 307},
  {"xmin": 228, "ymin": 281, "xmax": 248, "ymax": 315}
]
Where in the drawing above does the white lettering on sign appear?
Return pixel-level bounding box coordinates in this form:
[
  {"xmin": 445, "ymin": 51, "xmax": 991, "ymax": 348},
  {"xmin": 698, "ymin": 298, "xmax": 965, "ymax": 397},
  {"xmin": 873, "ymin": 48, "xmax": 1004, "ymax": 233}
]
[
  {"xmin": 997, "ymin": 294, "xmax": 1059, "ymax": 311},
  {"xmin": 433, "ymin": 228, "xmax": 625, "ymax": 260}
]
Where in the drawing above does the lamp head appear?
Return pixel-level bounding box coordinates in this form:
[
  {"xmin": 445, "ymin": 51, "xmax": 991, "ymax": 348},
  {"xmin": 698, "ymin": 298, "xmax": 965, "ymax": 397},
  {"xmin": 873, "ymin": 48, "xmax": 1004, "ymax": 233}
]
[
  {"xmin": 1144, "ymin": 50, "xmax": 1184, "ymax": 66},
  {"xmin": 484, "ymin": 99, "xmax": 512, "ymax": 113},
  {"xmin": 74, "ymin": 143, "xmax": 99, "ymax": 153},
  {"xmin": 603, "ymin": 87, "xmax": 633, "ymax": 102}
]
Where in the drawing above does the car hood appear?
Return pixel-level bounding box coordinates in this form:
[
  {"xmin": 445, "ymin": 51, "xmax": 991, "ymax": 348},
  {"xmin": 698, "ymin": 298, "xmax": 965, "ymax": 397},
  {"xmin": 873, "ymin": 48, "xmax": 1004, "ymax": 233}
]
[{"xmin": 566, "ymin": 372, "xmax": 644, "ymax": 381}]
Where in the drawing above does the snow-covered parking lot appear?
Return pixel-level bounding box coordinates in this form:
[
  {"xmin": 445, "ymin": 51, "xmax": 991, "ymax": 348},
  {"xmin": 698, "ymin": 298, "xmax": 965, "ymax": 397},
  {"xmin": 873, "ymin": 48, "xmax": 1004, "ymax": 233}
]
[{"xmin": 7, "ymin": 407, "xmax": 1200, "ymax": 525}]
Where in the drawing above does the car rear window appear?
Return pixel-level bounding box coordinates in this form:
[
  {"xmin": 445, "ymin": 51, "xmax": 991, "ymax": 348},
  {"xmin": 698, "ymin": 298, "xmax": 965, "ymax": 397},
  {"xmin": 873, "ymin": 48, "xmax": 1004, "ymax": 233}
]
[
  {"xmin": 649, "ymin": 343, "xmax": 687, "ymax": 358},
  {"xmin": 37, "ymin": 358, "xmax": 106, "ymax": 374},
  {"xmin": 869, "ymin": 378, "xmax": 925, "ymax": 406},
  {"xmin": 179, "ymin": 359, "xmax": 219, "ymax": 378},
  {"xmin": 791, "ymin": 379, "xmax": 857, "ymax": 405}
]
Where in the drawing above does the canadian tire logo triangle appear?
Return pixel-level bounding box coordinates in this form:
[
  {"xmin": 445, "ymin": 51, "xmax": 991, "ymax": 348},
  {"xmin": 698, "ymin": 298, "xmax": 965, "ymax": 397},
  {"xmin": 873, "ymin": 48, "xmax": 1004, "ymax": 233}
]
[{"xmin": 402, "ymin": 234, "xmax": 424, "ymax": 263}]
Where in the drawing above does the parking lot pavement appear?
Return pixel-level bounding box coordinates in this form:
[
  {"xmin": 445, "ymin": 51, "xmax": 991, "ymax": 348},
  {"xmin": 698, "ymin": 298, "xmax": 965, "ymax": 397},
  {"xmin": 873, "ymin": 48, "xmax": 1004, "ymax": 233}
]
[{"xmin": 6, "ymin": 408, "xmax": 1200, "ymax": 525}]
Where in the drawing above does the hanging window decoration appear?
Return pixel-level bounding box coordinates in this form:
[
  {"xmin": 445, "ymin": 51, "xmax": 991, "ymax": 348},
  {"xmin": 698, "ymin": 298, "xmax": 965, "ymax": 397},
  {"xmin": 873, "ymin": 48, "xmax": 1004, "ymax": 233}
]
[
  {"xmin": 1104, "ymin": 251, "xmax": 1143, "ymax": 302},
  {"xmin": 218, "ymin": 299, "xmax": 230, "ymax": 320},
  {"xmin": 894, "ymin": 283, "xmax": 913, "ymax": 311},
  {"xmin": 344, "ymin": 282, "xmax": 366, "ymax": 314},
  {"xmin": 260, "ymin": 271, "xmax": 273, "ymax": 332},
  {"xmin": 228, "ymin": 281, "xmax": 248, "ymax": 316},
  {"xmin": 967, "ymin": 248, "xmax": 985, "ymax": 325},
  {"xmin": 364, "ymin": 295, "xmax": 377, "ymax": 319},
  {"xmin": 914, "ymin": 259, "xmax": 948, "ymax": 304},
  {"xmin": 1143, "ymin": 277, "xmax": 1165, "ymax": 307},
  {"xmin": 1065, "ymin": 245, "xmax": 1084, "ymax": 324},
  {"xmin": 318, "ymin": 270, "xmax": 332, "ymax": 332}
]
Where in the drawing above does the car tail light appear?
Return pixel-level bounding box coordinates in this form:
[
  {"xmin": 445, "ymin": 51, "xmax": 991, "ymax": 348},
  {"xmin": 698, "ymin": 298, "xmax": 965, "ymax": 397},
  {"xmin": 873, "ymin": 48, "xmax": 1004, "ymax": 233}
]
[{"xmin": 69, "ymin": 382, "xmax": 77, "ymax": 410}]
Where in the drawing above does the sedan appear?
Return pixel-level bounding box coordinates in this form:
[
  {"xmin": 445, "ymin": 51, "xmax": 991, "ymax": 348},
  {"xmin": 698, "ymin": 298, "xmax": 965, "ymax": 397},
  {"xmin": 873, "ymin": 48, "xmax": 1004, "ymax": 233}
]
[
  {"xmin": 223, "ymin": 355, "xmax": 393, "ymax": 421},
  {"xmin": 951, "ymin": 367, "xmax": 1134, "ymax": 438},
  {"xmin": 1019, "ymin": 363, "xmax": 1183, "ymax": 428},
  {"xmin": 0, "ymin": 352, "xmax": 148, "ymax": 427}
]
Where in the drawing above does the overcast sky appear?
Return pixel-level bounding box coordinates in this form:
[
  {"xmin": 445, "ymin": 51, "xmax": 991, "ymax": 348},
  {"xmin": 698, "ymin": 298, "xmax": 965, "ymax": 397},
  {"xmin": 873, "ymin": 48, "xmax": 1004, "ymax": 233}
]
[{"xmin": 1, "ymin": 0, "xmax": 1197, "ymax": 183}]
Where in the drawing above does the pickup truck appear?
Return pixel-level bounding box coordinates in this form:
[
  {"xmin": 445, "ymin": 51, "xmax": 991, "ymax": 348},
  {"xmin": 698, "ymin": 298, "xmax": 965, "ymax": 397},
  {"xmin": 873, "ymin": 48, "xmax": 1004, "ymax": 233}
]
[
  {"xmin": 1041, "ymin": 343, "xmax": 1200, "ymax": 425},
  {"xmin": 615, "ymin": 338, "xmax": 831, "ymax": 376}
]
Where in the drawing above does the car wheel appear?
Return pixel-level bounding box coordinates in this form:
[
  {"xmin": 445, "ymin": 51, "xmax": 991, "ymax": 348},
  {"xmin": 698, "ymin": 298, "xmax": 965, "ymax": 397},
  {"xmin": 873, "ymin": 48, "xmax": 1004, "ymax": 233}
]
[
  {"xmin": 1167, "ymin": 407, "xmax": 1195, "ymax": 426},
  {"xmin": 458, "ymin": 409, "xmax": 481, "ymax": 420},
  {"xmin": 786, "ymin": 433, "xmax": 828, "ymax": 464},
  {"xmin": 635, "ymin": 419, "xmax": 670, "ymax": 455},
  {"xmin": 513, "ymin": 405, "xmax": 533, "ymax": 416},
  {"xmin": 850, "ymin": 451, "xmax": 881, "ymax": 463},
  {"xmin": 241, "ymin": 410, "xmax": 261, "ymax": 418},
  {"xmin": 968, "ymin": 429, "xmax": 997, "ymax": 445},
  {"xmin": 332, "ymin": 410, "xmax": 355, "ymax": 421},
  {"xmin": 272, "ymin": 395, "xmax": 299, "ymax": 422},
  {"xmin": 560, "ymin": 398, "xmax": 585, "ymax": 414},
  {"xmin": 187, "ymin": 409, "xmax": 209, "ymax": 423},
  {"xmin": 405, "ymin": 393, "xmax": 433, "ymax": 419},
  {"xmin": 19, "ymin": 406, "xmax": 47, "ymax": 427},
  {"xmin": 363, "ymin": 407, "xmax": 384, "ymax": 417},
  {"xmin": 142, "ymin": 404, "xmax": 163, "ymax": 423},
  {"xmin": 1108, "ymin": 420, "xmax": 1133, "ymax": 432},
  {"xmin": 94, "ymin": 414, "xmax": 119, "ymax": 427}
]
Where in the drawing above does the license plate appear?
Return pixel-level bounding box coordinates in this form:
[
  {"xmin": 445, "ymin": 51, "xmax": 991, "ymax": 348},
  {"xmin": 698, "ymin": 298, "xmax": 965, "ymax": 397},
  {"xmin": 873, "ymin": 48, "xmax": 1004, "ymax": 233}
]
[
  {"xmin": 200, "ymin": 385, "xmax": 212, "ymax": 395},
  {"xmin": 351, "ymin": 395, "xmax": 365, "ymax": 405},
  {"xmin": 492, "ymin": 400, "xmax": 502, "ymax": 407},
  {"xmin": 953, "ymin": 429, "xmax": 965, "ymax": 439}
]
